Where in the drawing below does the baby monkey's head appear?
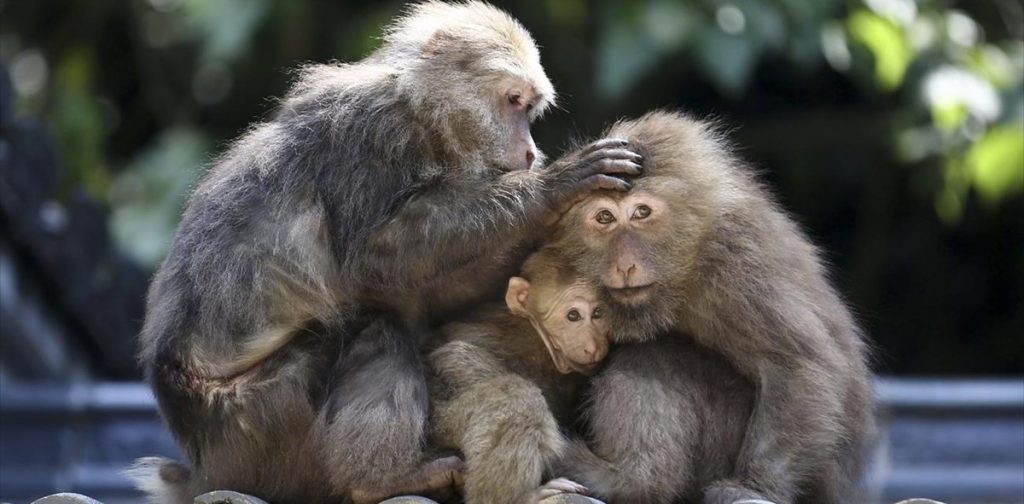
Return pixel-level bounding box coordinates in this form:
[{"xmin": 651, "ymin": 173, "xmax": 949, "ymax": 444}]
[{"xmin": 505, "ymin": 248, "xmax": 610, "ymax": 375}]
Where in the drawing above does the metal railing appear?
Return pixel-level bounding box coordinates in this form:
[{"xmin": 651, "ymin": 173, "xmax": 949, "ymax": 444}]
[{"xmin": 2, "ymin": 378, "xmax": 1022, "ymax": 504}]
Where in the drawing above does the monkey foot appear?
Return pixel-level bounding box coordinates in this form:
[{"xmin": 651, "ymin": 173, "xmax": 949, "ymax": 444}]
[{"xmin": 350, "ymin": 456, "xmax": 464, "ymax": 504}]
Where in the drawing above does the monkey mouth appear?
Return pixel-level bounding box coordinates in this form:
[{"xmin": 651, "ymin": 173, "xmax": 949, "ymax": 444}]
[
  {"xmin": 569, "ymin": 360, "xmax": 601, "ymax": 376},
  {"xmin": 606, "ymin": 284, "xmax": 655, "ymax": 304}
]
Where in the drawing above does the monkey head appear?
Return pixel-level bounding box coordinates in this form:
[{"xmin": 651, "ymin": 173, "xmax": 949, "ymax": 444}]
[
  {"xmin": 504, "ymin": 252, "xmax": 610, "ymax": 375},
  {"xmin": 379, "ymin": 1, "xmax": 556, "ymax": 172},
  {"xmin": 550, "ymin": 112, "xmax": 730, "ymax": 342}
]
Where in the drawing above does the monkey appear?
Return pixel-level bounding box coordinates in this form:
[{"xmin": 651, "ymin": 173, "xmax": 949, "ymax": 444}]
[
  {"xmin": 562, "ymin": 336, "xmax": 756, "ymax": 504},
  {"xmin": 129, "ymin": 3, "xmax": 643, "ymax": 503},
  {"xmin": 427, "ymin": 248, "xmax": 609, "ymax": 504},
  {"xmin": 546, "ymin": 111, "xmax": 874, "ymax": 504}
]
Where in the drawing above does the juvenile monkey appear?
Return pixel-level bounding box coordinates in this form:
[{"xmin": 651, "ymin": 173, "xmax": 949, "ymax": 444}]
[
  {"xmin": 428, "ymin": 248, "xmax": 609, "ymax": 504},
  {"xmin": 549, "ymin": 111, "xmax": 874, "ymax": 503},
  {"xmin": 130, "ymin": 2, "xmax": 642, "ymax": 503}
]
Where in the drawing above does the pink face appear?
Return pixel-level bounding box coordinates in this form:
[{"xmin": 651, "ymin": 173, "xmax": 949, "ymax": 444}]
[
  {"xmin": 532, "ymin": 282, "xmax": 610, "ymax": 375},
  {"xmin": 576, "ymin": 191, "xmax": 667, "ymax": 304},
  {"xmin": 496, "ymin": 77, "xmax": 547, "ymax": 172},
  {"xmin": 507, "ymin": 277, "xmax": 610, "ymax": 375}
]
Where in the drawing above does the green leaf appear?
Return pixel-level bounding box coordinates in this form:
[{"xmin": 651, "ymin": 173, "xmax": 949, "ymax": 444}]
[
  {"xmin": 109, "ymin": 128, "xmax": 209, "ymax": 268},
  {"xmin": 596, "ymin": 4, "xmax": 656, "ymax": 99},
  {"xmin": 48, "ymin": 45, "xmax": 108, "ymax": 199},
  {"xmin": 694, "ymin": 25, "xmax": 757, "ymax": 98},
  {"xmin": 846, "ymin": 9, "xmax": 912, "ymax": 90},
  {"xmin": 964, "ymin": 123, "xmax": 1024, "ymax": 205},
  {"xmin": 183, "ymin": 0, "xmax": 270, "ymax": 62},
  {"xmin": 932, "ymin": 102, "xmax": 967, "ymax": 131}
]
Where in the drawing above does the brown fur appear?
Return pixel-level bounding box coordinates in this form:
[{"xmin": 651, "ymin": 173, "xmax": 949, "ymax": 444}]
[
  {"xmin": 427, "ymin": 250, "xmax": 605, "ymax": 504},
  {"xmin": 548, "ymin": 111, "xmax": 875, "ymax": 504}
]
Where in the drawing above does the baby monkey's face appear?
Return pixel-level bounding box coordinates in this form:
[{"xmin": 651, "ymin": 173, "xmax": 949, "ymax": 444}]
[{"xmin": 506, "ymin": 277, "xmax": 610, "ymax": 375}]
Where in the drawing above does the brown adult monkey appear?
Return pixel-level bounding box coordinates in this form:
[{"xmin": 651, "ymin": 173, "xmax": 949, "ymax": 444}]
[
  {"xmin": 129, "ymin": 3, "xmax": 642, "ymax": 503},
  {"xmin": 548, "ymin": 111, "xmax": 874, "ymax": 504},
  {"xmin": 428, "ymin": 249, "xmax": 609, "ymax": 504}
]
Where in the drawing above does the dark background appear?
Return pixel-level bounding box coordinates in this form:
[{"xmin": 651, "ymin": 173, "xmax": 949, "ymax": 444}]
[{"xmin": 2, "ymin": 0, "xmax": 1022, "ymax": 381}]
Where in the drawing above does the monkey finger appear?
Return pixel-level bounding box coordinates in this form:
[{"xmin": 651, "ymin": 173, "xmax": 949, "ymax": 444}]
[
  {"xmin": 584, "ymin": 148, "xmax": 644, "ymax": 164},
  {"xmin": 585, "ymin": 174, "xmax": 632, "ymax": 192},
  {"xmin": 592, "ymin": 159, "xmax": 643, "ymax": 176},
  {"xmin": 580, "ymin": 137, "xmax": 630, "ymax": 155}
]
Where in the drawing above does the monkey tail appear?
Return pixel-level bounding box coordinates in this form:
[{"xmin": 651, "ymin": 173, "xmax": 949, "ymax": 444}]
[{"xmin": 124, "ymin": 457, "xmax": 194, "ymax": 504}]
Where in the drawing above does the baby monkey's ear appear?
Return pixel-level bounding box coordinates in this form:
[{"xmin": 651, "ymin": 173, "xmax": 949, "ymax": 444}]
[{"xmin": 505, "ymin": 277, "xmax": 532, "ymax": 317}]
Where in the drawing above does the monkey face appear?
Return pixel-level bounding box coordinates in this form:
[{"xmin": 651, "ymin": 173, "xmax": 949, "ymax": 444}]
[
  {"xmin": 506, "ymin": 278, "xmax": 610, "ymax": 375},
  {"xmin": 573, "ymin": 191, "xmax": 668, "ymax": 305},
  {"xmin": 489, "ymin": 75, "xmax": 546, "ymax": 173},
  {"xmin": 401, "ymin": 13, "xmax": 555, "ymax": 174},
  {"xmin": 551, "ymin": 188, "xmax": 690, "ymax": 342}
]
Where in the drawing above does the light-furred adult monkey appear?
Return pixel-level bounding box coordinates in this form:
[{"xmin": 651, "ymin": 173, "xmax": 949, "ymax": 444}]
[{"xmin": 129, "ymin": 3, "xmax": 643, "ymax": 503}]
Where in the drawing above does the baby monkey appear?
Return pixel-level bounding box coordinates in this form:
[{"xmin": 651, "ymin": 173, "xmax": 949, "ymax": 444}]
[{"xmin": 427, "ymin": 248, "xmax": 609, "ymax": 504}]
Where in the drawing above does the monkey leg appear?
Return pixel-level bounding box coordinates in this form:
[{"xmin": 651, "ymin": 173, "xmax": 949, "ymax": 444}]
[
  {"xmin": 143, "ymin": 331, "xmax": 343, "ymax": 503},
  {"xmin": 435, "ymin": 375, "xmax": 569, "ymax": 504},
  {"xmin": 317, "ymin": 318, "xmax": 449, "ymax": 500}
]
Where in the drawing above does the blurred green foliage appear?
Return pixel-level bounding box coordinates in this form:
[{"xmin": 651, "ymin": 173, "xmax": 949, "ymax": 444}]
[{"xmin": 2, "ymin": 0, "xmax": 1022, "ymax": 375}]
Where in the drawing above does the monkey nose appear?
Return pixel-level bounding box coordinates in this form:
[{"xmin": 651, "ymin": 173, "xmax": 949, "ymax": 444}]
[
  {"xmin": 615, "ymin": 263, "xmax": 637, "ymax": 283},
  {"xmin": 525, "ymin": 150, "xmax": 536, "ymax": 167}
]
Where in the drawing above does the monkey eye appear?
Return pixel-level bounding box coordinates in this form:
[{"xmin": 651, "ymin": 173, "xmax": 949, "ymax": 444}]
[
  {"xmin": 633, "ymin": 205, "xmax": 652, "ymax": 220},
  {"xmin": 508, "ymin": 93, "xmax": 523, "ymax": 107},
  {"xmin": 595, "ymin": 209, "xmax": 616, "ymax": 225},
  {"xmin": 592, "ymin": 307, "xmax": 604, "ymax": 319},
  {"xmin": 566, "ymin": 309, "xmax": 582, "ymax": 322}
]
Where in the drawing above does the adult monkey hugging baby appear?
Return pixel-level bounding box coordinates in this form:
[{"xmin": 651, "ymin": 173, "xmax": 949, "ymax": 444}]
[
  {"xmin": 551, "ymin": 112, "xmax": 874, "ymax": 504},
  {"xmin": 131, "ymin": 2, "xmax": 642, "ymax": 503}
]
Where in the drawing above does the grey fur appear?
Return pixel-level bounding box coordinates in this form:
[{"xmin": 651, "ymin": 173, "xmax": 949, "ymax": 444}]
[{"xmin": 131, "ymin": 2, "xmax": 640, "ymax": 503}]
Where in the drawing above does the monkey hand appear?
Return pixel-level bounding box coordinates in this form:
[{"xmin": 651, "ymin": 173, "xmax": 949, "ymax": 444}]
[{"xmin": 538, "ymin": 138, "xmax": 643, "ymax": 222}]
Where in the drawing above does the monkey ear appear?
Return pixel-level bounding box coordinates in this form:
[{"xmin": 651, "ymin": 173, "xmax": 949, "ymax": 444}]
[
  {"xmin": 506, "ymin": 277, "xmax": 531, "ymax": 316},
  {"xmin": 421, "ymin": 30, "xmax": 454, "ymax": 58}
]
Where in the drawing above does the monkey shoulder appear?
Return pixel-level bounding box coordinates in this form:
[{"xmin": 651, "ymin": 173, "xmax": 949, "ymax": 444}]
[{"xmin": 434, "ymin": 305, "xmax": 554, "ymax": 379}]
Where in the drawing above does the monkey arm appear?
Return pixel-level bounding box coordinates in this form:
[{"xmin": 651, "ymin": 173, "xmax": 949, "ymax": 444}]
[
  {"xmin": 357, "ymin": 170, "xmax": 545, "ymax": 290},
  {"xmin": 358, "ymin": 140, "xmax": 640, "ymax": 291},
  {"xmin": 433, "ymin": 374, "xmax": 566, "ymax": 504},
  {"xmin": 704, "ymin": 306, "xmax": 849, "ymax": 504},
  {"xmin": 429, "ymin": 339, "xmax": 514, "ymax": 393}
]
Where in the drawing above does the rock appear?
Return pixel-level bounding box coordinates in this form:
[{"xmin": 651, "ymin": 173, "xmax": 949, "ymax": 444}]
[
  {"xmin": 194, "ymin": 490, "xmax": 270, "ymax": 504},
  {"xmin": 377, "ymin": 497, "xmax": 440, "ymax": 504},
  {"xmin": 31, "ymin": 493, "xmax": 105, "ymax": 504}
]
